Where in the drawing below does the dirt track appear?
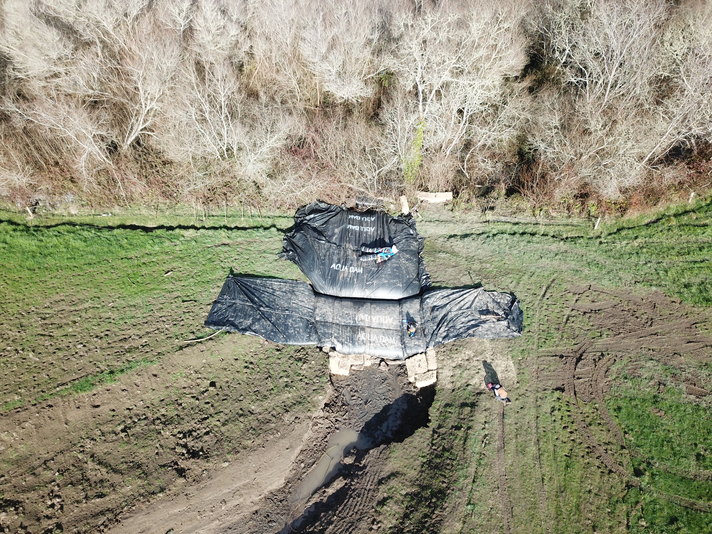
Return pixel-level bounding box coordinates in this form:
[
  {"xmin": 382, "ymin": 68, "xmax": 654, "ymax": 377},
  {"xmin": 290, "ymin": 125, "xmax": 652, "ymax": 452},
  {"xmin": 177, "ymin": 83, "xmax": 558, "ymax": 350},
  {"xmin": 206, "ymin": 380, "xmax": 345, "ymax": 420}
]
[
  {"xmin": 538, "ymin": 285, "xmax": 712, "ymax": 510},
  {"xmin": 530, "ymin": 278, "xmax": 555, "ymax": 534},
  {"xmin": 3, "ymin": 200, "xmax": 712, "ymax": 533},
  {"xmin": 0, "ymin": 330, "xmax": 515, "ymax": 534},
  {"xmin": 109, "ymin": 422, "xmax": 312, "ymax": 533},
  {"xmin": 496, "ymin": 403, "xmax": 512, "ymax": 534}
]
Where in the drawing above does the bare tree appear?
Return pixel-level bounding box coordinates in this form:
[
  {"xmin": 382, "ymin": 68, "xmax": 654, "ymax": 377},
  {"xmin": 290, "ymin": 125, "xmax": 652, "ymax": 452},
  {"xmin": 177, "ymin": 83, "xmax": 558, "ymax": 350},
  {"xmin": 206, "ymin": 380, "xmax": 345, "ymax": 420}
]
[
  {"xmin": 113, "ymin": 20, "xmax": 181, "ymax": 149},
  {"xmin": 540, "ymin": 0, "xmax": 667, "ymax": 113},
  {"xmin": 0, "ymin": 0, "xmax": 73, "ymax": 82},
  {"xmin": 0, "ymin": 0, "xmax": 708, "ymax": 208},
  {"xmin": 2, "ymin": 95, "xmax": 111, "ymax": 178},
  {"xmin": 248, "ymin": 0, "xmax": 317, "ymax": 104},
  {"xmin": 188, "ymin": 0, "xmax": 251, "ymax": 64},
  {"xmin": 161, "ymin": 59, "xmax": 246, "ymax": 161},
  {"xmin": 383, "ymin": 0, "xmax": 529, "ymax": 189},
  {"xmin": 0, "ymin": 1, "xmax": 112, "ymax": 186},
  {"xmin": 529, "ymin": 0, "xmax": 686, "ymax": 199},
  {"xmin": 297, "ymin": 1, "xmax": 387, "ymax": 103},
  {"xmin": 642, "ymin": 0, "xmax": 712, "ymax": 166}
]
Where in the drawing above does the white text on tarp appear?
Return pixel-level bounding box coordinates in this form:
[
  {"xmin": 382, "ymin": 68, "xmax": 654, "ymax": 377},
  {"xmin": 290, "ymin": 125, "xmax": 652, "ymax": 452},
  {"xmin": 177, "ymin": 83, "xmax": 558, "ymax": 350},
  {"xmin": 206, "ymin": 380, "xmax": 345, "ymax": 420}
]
[{"xmin": 330, "ymin": 263, "xmax": 363, "ymax": 274}]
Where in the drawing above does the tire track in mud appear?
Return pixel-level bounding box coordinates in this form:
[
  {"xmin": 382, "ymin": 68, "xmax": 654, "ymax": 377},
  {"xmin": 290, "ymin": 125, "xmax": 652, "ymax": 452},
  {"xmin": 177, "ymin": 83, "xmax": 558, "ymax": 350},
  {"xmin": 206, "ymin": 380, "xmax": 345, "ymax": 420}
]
[
  {"xmin": 319, "ymin": 447, "xmax": 387, "ymax": 534},
  {"xmin": 281, "ymin": 448, "xmax": 388, "ymax": 534},
  {"xmin": 556, "ymin": 321, "xmax": 636, "ymax": 485},
  {"xmin": 591, "ymin": 354, "xmax": 624, "ymax": 445},
  {"xmin": 556, "ymin": 340, "xmax": 712, "ymax": 514},
  {"xmin": 658, "ymin": 492, "xmax": 712, "ymax": 513},
  {"xmin": 239, "ymin": 365, "xmax": 433, "ymax": 534},
  {"xmin": 459, "ymin": 415, "xmax": 489, "ymax": 534},
  {"xmin": 496, "ymin": 403, "xmax": 513, "ymax": 534},
  {"xmin": 529, "ymin": 276, "xmax": 557, "ymax": 534},
  {"xmin": 543, "ymin": 286, "xmax": 712, "ymax": 510}
]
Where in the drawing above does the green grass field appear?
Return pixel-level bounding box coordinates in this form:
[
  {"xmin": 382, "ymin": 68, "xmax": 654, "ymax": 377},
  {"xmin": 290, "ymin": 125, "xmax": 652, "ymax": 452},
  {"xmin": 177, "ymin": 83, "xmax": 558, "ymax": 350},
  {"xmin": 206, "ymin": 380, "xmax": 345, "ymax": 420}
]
[
  {"xmin": 378, "ymin": 198, "xmax": 712, "ymax": 533},
  {"xmin": 0, "ymin": 199, "xmax": 710, "ymax": 533},
  {"xmin": 0, "ymin": 211, "xmax": 303, "ymax": 410}
]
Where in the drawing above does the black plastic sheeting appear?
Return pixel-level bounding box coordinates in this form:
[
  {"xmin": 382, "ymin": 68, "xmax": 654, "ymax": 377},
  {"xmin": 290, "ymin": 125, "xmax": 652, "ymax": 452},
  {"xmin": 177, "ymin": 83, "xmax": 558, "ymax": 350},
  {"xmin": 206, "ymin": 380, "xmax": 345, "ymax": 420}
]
[
  {"xmin": 421, "ymin": 288, "xmax": 522, "ymax": 346},
  {"xmin": 281, "ymin": 201, "xmax": 430, "ymax": 300},
  {"xmin": 205, "ymin": 275, "xmax": 522, "ymax": 360},
  {"xmin": 205, "ymin": 276, "xmax": 317, "ymax": 346},
  {"xmin": 314, "ymin": 292, "xmax": 427, "ymax": 359}
]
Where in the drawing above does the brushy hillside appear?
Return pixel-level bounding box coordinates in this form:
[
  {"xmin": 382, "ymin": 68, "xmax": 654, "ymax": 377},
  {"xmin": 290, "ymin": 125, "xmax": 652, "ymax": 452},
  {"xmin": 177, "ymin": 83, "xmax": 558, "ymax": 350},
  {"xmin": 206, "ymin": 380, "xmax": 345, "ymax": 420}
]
[{"xmin": 1, "ymin": 0, "xmax": 711, "ymax": 212}]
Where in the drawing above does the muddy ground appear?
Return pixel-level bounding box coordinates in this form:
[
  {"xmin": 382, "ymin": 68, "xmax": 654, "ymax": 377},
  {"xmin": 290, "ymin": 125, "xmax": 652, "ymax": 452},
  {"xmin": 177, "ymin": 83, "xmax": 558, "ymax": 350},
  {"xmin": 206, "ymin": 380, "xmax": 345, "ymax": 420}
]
[
  {"xmin": 0, "ymin": 334, "xmax": 327, "ymax": 534},
  {"xmin": 0, "ymin": 331, "xmax": 520, "ymax": 534},
  {"xmin": 105, "ymin": 340, "xmax": 519, "ymax": 534}
]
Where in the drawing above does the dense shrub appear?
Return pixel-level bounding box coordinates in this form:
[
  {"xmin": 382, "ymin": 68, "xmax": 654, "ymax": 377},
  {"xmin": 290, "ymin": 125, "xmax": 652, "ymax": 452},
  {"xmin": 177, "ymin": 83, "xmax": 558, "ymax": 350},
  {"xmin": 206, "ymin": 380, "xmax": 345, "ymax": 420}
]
[{"xmin": 0, "ymin": 0, "xmax": 710, "ymax": 211}]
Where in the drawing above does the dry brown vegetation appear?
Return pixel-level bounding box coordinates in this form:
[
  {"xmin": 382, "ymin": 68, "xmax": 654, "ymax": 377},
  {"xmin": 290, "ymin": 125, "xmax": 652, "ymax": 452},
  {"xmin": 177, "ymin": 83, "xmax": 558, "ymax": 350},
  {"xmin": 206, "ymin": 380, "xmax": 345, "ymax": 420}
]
[{"xmin": 0, "ymin": 0, "xmax": 710, "ymax": 212}]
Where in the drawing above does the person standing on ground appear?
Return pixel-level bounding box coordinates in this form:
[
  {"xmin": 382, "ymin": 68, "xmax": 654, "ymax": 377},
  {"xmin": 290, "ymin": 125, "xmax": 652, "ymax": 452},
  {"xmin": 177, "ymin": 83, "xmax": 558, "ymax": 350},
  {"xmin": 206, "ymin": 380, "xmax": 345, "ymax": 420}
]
[
  {"xmin": 486, "ymin": 382, "xmax": 511, "ymax": 403},
  {"xmin": 483, "ymin": 360, "xmax": 511, "ymax": 403}
]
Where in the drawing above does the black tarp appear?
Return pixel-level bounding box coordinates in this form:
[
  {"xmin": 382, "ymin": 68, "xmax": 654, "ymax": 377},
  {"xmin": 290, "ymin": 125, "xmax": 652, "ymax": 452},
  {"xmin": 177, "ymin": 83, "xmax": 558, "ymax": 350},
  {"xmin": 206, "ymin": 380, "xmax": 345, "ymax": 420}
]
[
  {"xmin": 205, "ymin": 275, "xmax": 522, "ymax": 360},
  {"xmin": 314, "ymin": 292, "xmax": 427, "ymax": 359},
  {"xmin": 421, "ymin": 288, "xmax": 522, "ymax": 346},
  {"xmin": 281, "ymin": 201, "xmax": 430, "ymax": 299},
  {"xmin": 205, "ymin": 276, "xmax": 317, "ymax": 346}
]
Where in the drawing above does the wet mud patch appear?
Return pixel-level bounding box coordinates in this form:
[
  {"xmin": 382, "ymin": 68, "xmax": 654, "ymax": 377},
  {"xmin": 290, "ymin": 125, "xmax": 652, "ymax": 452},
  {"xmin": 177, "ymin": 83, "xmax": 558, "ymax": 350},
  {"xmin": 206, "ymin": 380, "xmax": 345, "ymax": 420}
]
[{"xmin": 233, "ymin": 364, "xmax": 434, "ymax": 534}]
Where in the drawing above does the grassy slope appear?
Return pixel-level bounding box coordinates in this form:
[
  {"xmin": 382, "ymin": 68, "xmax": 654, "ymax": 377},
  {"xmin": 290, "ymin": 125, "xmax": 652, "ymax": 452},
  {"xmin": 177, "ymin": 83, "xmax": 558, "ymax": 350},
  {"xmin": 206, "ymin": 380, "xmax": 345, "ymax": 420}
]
[
  {"xmin": 0, "ymin": 212, "xmax": 299, "ymax": 409},
  {"xmin": 0, "ymin": 200, "xmax": 710, "ymax": 532},
  {"xmin": 378, "ymin": 198, "xmax": 711, "ymax": 534},
  {"xmin": 0, "ymin": 211, "xmax": 328, "ymax": 531}
]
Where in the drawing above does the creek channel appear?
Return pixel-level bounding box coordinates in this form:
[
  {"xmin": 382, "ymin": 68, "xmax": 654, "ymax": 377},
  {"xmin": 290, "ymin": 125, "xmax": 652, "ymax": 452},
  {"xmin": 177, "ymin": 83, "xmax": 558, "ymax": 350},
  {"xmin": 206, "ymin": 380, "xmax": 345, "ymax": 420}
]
[{"xmin": 277, "ymin": 363, "xmax": 435, "ymax": 533}]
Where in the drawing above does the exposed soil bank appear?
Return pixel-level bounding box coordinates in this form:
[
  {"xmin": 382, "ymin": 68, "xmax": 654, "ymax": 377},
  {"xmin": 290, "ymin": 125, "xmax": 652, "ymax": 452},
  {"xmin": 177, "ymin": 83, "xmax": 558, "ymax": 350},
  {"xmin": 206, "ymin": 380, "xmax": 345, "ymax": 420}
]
[
  {"xmin": 236, "ymin": 364, "xmax": 434, "ymax": 534},
  {"xmin": 109, "ymin": 422, "xmax": 311, "ymax": 534},
  {"xmin": 105, "ymin": 363, "xmax": 434, "ymax": 534},
  {"xmin": 0, "ymin": 337, "xmax": 327, "ymax": 534}
]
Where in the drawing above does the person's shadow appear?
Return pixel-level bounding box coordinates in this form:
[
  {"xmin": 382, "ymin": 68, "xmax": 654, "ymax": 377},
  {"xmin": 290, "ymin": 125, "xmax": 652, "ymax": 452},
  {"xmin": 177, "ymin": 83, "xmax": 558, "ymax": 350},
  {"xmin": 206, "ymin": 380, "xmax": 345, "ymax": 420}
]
[{"xmin": 482, "ymin": 360, "xmax": 500, "ymax": 386}]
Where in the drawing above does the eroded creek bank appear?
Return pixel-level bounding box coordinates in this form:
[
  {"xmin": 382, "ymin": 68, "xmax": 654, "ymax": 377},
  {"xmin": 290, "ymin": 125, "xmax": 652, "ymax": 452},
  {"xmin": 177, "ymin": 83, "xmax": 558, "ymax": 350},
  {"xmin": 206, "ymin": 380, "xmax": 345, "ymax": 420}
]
[
  {"xmin": 111, "ymin": 362, "xmax": 434, "ymax": 534},
  {"xmin": 239, "ymin": 363, "xmax": 434, "ymax": 534}
]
